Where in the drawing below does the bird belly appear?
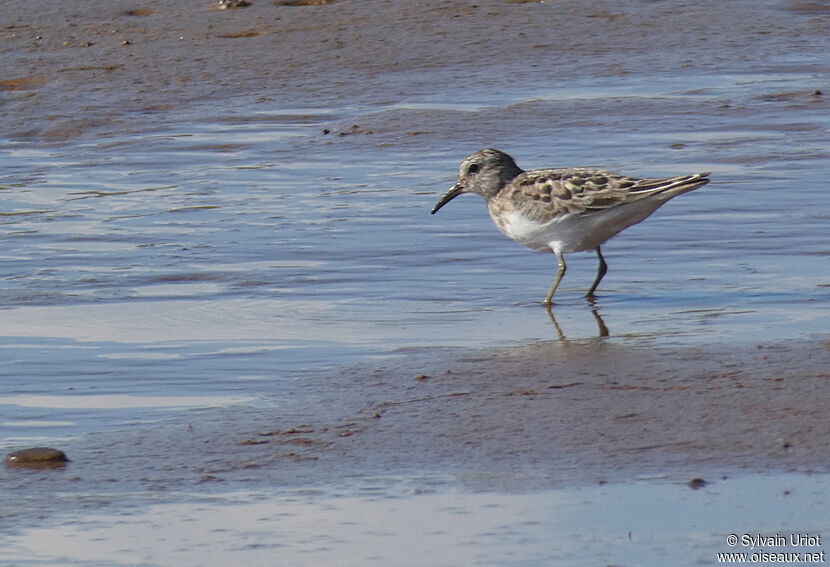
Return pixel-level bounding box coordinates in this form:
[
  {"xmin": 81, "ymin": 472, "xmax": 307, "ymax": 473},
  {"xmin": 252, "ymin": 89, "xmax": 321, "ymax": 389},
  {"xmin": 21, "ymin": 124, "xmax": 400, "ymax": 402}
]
[
  {"xmin": 493, "ymin": 198, "xmax": 669, "ymax": 254},
  {"xmin": 550, "ymin": 199, "xmax": 669, "ymax": 253},
  {"xmin": 491, "ymin": 210, "xmax": 559, "ymax": 253}
]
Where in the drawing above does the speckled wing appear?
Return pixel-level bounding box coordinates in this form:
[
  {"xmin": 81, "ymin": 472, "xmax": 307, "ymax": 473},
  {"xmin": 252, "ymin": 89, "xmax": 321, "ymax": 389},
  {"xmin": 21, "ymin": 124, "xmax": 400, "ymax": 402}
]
[{"xmin": 502, "ymin": 168, "xmax": 708, "ymax": 222}]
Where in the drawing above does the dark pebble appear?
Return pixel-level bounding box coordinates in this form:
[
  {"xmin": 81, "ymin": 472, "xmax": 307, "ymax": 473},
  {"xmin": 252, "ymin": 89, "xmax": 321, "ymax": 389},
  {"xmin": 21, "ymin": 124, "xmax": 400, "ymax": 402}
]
[
  {"xmin": 688, "ymin": 477, "xmax": 707, "ymax": 490},
  {"xmin": 5, "ymin": 447, "xmax": 70, "ymax": 469}
]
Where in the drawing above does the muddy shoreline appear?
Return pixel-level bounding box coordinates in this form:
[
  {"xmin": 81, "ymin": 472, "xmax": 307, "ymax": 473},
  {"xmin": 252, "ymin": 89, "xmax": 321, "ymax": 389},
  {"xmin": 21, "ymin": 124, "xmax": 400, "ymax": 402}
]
[
  {"xmin": 6, "ymin": 338, "xmax": 828, "ymax": 509},
  {"xmin": 2, "ymin": 0, "xmax": 829, "ymax": 490},
  {"xmin": 172, "ymin": 338, "xmax": 830, "ymax": 489},
  {"xmin": 3, "ymin": 0, "xmax": 828, "ymax": 141},
  {"xmin": 2, "ymin": 0, "xmax": 829, "ymax": 540}
]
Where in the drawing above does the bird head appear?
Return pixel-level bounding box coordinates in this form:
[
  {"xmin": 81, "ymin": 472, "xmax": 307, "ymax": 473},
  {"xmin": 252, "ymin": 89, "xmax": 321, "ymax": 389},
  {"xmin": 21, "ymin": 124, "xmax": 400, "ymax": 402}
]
[{"xmin": 431, "ymin": 149, "xmax": 523, "ymax": 214}]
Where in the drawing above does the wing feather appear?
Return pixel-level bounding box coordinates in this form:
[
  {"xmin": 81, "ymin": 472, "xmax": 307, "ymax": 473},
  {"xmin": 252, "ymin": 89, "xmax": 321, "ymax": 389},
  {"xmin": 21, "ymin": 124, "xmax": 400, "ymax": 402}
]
[{"xmin": 502, "ymin": 168, "xmax": 709, "ymax": 222}]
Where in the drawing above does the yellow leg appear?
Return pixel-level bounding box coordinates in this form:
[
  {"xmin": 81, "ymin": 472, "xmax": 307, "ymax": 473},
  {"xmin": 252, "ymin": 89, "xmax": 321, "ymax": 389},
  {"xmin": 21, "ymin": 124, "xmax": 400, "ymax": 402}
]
[
  {"xmin": 544, "ymin": 251, "xmax": 566, "ymax": 305},
  {"xmin": 586, "ymin": 247, "xmax": 607, "ymax": 297}
]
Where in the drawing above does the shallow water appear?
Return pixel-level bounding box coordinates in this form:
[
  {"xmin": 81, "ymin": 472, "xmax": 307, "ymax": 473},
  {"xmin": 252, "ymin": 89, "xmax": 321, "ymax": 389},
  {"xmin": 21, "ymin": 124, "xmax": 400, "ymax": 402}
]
[
  {"xmin": 4, "ymin": 473, "xmax": 828, "ymax": 567},
  {"xmin": 2, "ymin": 73, "xmax": 828, "ymax": 443}
]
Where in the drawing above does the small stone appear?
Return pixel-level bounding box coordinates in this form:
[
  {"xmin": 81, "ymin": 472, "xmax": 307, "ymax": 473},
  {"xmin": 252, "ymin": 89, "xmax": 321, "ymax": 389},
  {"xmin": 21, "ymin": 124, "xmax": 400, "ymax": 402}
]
[
  {"xmin": 688, "ymin": 477, "xmax": 707, "ymax": 490},
  {"xmin": 211, "ymin": 0, "xmax": 251, "ymax": 9},
  {"xmin": 6, "ymin": 447, "xmax": 69, "ymax": 469}
]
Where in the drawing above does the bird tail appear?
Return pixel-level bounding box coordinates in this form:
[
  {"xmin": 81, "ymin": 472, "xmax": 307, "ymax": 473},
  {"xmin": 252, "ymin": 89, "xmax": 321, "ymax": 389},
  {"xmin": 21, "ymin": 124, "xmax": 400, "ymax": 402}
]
[{"xmin": 632, "ymin": 172, "xmax": 710, "ymax": 200}]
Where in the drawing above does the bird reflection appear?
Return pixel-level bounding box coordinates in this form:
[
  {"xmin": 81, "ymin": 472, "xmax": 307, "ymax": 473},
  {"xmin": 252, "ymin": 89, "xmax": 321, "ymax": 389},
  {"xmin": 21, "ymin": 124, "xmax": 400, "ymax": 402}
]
[{"xmin": 545, "ymin": 296, "xmax": 609, "ymax": 340}]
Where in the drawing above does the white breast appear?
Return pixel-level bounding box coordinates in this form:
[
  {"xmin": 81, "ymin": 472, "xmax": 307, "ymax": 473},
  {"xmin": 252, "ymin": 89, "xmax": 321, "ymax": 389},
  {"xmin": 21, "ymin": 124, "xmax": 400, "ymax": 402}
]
[{"xmin": 491, "ymin": 210, "xmax": 559, "ymax": 253}]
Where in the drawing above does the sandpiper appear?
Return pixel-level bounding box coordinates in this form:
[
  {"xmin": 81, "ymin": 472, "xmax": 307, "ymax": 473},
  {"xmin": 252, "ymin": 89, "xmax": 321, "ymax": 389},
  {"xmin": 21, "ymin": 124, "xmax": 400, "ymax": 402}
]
[{"xmin": 431, "ymin": 148, "xmax": 710, "ymax": 304}]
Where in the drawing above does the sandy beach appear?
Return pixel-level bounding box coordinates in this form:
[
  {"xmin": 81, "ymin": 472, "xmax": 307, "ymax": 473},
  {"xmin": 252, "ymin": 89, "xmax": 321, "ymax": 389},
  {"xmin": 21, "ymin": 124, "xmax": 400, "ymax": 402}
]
[
  {"xmin": 2, "ymin": 1, "xmax": 829, "ymax": 565},
  {"xmin": 3, "ymin": 0, "xmax": 828, "ymax": 141}
]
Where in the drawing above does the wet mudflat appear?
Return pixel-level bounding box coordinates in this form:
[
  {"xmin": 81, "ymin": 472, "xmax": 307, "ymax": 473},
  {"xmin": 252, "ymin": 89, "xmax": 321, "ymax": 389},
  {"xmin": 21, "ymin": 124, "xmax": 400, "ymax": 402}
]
[
  {"xmin": 4, "ymin": 473, "xmax": 829, "ymax": 567},
  {"xmin": 1, "ymin": 0, "xmax": 829, "ymax": 565}
]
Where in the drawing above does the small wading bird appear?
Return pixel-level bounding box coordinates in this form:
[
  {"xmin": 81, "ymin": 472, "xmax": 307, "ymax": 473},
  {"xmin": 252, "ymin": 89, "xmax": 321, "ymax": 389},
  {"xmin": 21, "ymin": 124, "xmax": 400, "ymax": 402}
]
[{"xmin": 431, "ymin": 149, "xmax": 710, "ymax": 304}]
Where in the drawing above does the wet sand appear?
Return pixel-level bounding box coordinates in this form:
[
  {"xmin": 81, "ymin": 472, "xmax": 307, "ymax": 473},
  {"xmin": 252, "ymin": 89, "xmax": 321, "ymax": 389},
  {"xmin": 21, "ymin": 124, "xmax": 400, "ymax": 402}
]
[
  {"xmin": 2, "ymin": 1, "xmax": 830, "ymax": 564},
  {"xmin": 4, "ymin": 339, "xmax": 828, "ymax": 501},
  {"xmin": 282, "ymin": 339, "xmax": 830, "ymax": 487},
  {"xmin": 2, "ymin": 0, "xmax": 828, "ymax": 141},
  {"xmin": 4, "ymin": 473, "xmax": 829, "ymax": 566},
  {"xmin": 4, "ymin": 0, "xmax": 826, "ymax": 476},
  {"xmin": 3, "ymin": 338, "xmax": 830, "ymax": 565}
]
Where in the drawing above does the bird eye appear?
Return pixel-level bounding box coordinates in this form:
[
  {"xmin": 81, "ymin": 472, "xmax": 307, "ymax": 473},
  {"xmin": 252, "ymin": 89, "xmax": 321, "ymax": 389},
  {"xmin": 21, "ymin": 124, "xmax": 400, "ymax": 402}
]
[{"xmin": 467, "ymin": 163, "xmax": 479, "ymax": 175}]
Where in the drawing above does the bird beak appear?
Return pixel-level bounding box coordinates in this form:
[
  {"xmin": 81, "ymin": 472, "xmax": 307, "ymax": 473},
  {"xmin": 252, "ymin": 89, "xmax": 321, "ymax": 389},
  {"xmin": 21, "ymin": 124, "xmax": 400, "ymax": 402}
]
[{"xmin": 431, "ymin": 183, "xmax": 464, "ymax": 214}]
